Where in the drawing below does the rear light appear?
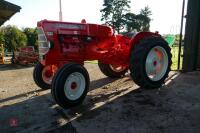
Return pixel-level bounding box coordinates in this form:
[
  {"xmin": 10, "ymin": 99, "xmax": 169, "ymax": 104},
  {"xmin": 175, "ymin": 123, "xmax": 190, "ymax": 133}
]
[{"xmin": 37, "ymin": 27, "xmax": 50, "ymax": 56}]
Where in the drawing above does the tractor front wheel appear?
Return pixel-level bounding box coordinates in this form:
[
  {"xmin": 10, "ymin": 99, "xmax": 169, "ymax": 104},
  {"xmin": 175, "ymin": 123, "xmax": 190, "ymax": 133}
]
[
  {"xmin": 51, "ymin": 63, "xmax": 90, "ymax": 109},
  {"xmin": 33, "ymin": 62, "xmax": 54, "ymax": 90},
  {"xmin": 98, "ymin": 62, "xmax": 128, "ymax": 78},
  {"xmin": 130, "ymin": 36, "xmax": 172, "ymax": 88}
]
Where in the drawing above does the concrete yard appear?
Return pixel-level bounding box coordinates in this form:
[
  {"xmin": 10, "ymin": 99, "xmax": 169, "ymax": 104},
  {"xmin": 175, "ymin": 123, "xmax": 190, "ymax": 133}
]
[{"xmin": 0, "ymin": 64, "xmax": 200, "ymax": 133}]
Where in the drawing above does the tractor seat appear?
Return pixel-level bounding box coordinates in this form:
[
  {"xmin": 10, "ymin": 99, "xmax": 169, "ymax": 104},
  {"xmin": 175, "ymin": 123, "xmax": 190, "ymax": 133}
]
[{"xmin": 121, "ymin": 31, "xmax": 137, "ymax": 39}]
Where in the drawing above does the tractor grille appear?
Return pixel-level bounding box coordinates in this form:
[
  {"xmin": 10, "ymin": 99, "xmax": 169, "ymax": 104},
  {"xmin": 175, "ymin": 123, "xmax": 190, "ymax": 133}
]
[{"xmin": 37, "ymin": 27, "xmax": 50, "ymax": 58}]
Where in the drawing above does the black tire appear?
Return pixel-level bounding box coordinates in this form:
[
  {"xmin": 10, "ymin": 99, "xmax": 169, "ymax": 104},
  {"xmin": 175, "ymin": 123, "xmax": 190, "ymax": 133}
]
[
  {"xmin": 98, "ymin": 62, "xmax": 128, "ymax": 78},
  {"xmin": 130, "ymin": 36, "xmax": 172, "ymax": 88},
  {"xmin": 33, "ymin": 62, "xmax": 51, "ymax": 90},
  {"xmin": 51, "ymin": 63, "xmax": 90, "ymax": 109}
]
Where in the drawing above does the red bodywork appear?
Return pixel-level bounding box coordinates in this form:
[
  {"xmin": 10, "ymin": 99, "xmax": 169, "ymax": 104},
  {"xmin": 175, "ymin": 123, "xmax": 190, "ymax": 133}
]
[{"xmin": 37, "ymin": 20, "xmax": 161, "ymax": 69}]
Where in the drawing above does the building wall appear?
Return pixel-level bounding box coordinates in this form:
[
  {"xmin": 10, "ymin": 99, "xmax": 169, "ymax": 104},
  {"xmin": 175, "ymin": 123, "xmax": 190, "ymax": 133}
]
[
  {"xmin": 183, "ymin": 0, "xmax": 200, "ymax": 71},
  {"xmin": 197, "ymin": 33, "xmax": 200, "ymax": 69}
]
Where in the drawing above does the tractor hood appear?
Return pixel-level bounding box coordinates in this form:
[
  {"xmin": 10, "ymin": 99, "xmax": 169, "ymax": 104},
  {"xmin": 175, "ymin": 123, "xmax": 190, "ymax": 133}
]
[{"xmin": 0, "ymin": 0, "xmax": 21, "ymax": 26}]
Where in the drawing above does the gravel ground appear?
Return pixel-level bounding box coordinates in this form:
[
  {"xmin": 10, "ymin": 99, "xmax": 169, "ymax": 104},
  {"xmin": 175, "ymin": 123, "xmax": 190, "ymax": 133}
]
[{"xmin": 0, "ymin": 64, "xmax": 200, "ymax": 133}]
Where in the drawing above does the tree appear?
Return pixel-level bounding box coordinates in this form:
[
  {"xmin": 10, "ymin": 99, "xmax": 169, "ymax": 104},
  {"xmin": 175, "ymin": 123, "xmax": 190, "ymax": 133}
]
[
  {"xmin": 101, "ymin": 1, "xmax": 152, "ymax": 33},
  {"xmin": 138, "ymin": 6, "xmax": 152, "ymax": 31},
  {"xmin": 23, "ymin": 28, "xmax": 38, "ymax": 49},
  {"xmin": 124, "ymin": 13, "xmax": 139, "ymax": 32},
  {"xmin": 0, "ymin": 31, "xmax": 4, "ymax": 54},
  {"xmin": 140, "ymin": 6, "xmax": 152, "ymax": 17},
  {"xmin": 101, "ymin": 0, "xmax": 131, "ymax": 33},
  {"xmin": 124, "ymin": 6, "xmax": 152, "ymax": 32},
  {"xmin": 1, "ymin": 26, "xmax": 27, "ymax": 52},
  {"xmin": 0, "ymin": 32, "xmax": 4, "ymax": 44}
]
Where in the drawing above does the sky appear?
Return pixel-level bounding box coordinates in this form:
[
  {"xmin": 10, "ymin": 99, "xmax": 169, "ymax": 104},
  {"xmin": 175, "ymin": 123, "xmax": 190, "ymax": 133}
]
[{"xmin": 4, "ymin": 0, "xmax": 187, "ymax": 34}]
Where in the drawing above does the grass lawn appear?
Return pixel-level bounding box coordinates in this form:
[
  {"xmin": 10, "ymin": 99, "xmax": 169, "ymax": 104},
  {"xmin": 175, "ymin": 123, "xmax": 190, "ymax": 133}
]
[
  {"xmin": 85, "ymin": 46, "xmax": 183, "ymax": 71},
  {"xmin": 171, "ymin": 46, "xmax": 183, "ymax": 70},
  {"xmin": 85, "ymin": 60, "xmax": 98, "ymax": 64}
]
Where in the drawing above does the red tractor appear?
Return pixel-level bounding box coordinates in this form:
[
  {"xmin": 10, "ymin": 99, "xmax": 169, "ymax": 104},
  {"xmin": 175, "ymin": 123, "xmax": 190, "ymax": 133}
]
[{"xmin": 33, "ymin": 19, "xmax": 172, "ymax": 109}]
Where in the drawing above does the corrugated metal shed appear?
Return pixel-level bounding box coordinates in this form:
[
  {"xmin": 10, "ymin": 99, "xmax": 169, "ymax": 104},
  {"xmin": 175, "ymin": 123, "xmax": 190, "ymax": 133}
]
[
  {"xmin": 0, "ymin": 0, "xmax": 21, "ymax": 26},
  {"xmin": 183, "ymin": 0, "xmax": 200, "ymax": 71},
  {"xmin": 197, "ymin": 43, "xmax": 200, "ymax": 69}
]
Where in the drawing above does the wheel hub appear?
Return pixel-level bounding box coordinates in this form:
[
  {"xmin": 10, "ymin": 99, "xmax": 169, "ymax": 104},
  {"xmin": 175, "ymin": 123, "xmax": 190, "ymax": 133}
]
[
  {"xmin": 71, "ymin": 82, "xmax": 77, "ymax": 90},
  {"xmin": 153, "ymin": 60, "xmax": 157, "ymax": 66},
  {"xmin": 45, "ymin": 70, "xmax": 53, "ymax": 78},
  {"xmin": 109, "ymin": 65, "xmax": 127, "ymax": 72},
  {"xmin": 64, "ymin": 72, "xmax": 86, "ymax": 101},
  {"xmin": 42, "ymin": 65, "xmax": 54, "ymax": 84},
  {"xmin": 145, "ymin": 46, "xmax": 168, "ymax": 81}
]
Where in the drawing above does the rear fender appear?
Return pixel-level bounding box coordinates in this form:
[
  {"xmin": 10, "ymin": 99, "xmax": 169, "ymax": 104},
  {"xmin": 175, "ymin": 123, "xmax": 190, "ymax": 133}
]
[{"xmin": 130, "ymin": 32, "xmax": 161, "ymax": 50}]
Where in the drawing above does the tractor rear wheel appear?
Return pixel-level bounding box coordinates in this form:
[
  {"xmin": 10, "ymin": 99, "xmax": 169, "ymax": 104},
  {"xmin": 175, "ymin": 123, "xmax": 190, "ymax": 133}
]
[
  {"xmin": 130, "ymin": 36, "xmax": 172, "ymax": 88},
  {"xmin": 51, "ymin": 63, "xmax": 90, "ymax": 109},
  {"xmin": 98, "ymin": 62, "xmax": 128, "ymax": 78},
  {"xmin": 33, "ymin": 62, "xmax": 53, "ymax": 90}
]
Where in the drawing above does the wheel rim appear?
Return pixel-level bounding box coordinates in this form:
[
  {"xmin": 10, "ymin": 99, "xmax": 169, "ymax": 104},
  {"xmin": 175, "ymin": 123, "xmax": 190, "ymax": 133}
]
[
  {"xmin": 64, "ymin": 72, "xmax": 86, "ymax": 101},
  {"xmin": 109, "ymin": 64, "xmax": 127, "ymax": 72},
  {"xmin": 42, "ymin": 65, "xmax": 53, "ymax": 84},
  {"xmin": 145, "ymin": 46, "xmax": 168, "ymax": 81}
]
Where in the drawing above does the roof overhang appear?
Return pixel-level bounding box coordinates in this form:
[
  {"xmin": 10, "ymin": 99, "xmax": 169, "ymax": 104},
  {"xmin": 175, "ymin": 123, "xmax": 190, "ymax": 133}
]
[{"xmin": 0, "ymin": 0, "xmax": 21, "ymax": 26}]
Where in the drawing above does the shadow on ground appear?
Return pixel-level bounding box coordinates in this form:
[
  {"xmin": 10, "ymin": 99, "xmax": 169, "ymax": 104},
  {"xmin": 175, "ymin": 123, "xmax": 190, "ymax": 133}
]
[
  {"xmin": 1, "ymin": 72, "xmax": 200, "ymax": 133},
  {"xmin": 0, "ymin": 75, "xmax": 118, "ymax": 133},
  {"xmin": 0, "ymin": 64, "xmax": 35, "ymax": 71}
]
